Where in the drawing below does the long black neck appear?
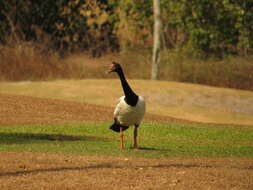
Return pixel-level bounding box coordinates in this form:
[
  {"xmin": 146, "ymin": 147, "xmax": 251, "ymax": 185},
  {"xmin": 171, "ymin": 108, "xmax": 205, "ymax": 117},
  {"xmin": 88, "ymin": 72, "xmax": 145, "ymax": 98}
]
[{"xmin": 116, "ymin": 68, "xmax": 138, "ymax": 106}]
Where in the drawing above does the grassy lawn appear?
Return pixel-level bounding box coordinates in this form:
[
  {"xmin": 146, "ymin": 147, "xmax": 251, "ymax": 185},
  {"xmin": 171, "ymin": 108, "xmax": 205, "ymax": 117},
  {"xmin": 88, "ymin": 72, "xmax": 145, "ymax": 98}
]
[{"xmin": 0, "ymin": 122, "xmax": 252, "ymax": 158}]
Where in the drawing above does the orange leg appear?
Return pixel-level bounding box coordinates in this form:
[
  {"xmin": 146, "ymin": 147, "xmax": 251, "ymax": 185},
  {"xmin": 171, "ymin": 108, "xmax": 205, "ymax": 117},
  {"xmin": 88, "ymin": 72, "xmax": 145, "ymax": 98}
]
[
  {"xmin": 133, "ymin": 125, "xmax": 138, "ymax": 149},
  {"xmin": 120, "ymin": 127, "xmax": 124, "ymax": 150}
]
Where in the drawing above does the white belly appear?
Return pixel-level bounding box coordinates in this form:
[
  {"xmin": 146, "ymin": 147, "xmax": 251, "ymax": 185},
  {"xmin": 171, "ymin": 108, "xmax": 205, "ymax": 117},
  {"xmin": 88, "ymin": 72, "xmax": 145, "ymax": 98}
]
[{"xmin": 114, "ymin": 96, "xmax": 146, "ymax": 126}]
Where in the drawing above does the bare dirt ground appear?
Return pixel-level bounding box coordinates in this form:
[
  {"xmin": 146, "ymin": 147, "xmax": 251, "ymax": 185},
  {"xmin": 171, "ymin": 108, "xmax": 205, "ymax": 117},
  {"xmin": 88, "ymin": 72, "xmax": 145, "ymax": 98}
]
[
  {"xmin": 0, "ymin": 94, "xmax": 253, "ymax": 190},
  {"xmin": 0, "ymin": 93, "xmax": 192, "ymax": 126},
  {"xmin": 0, "ymin": 152, "xmax": 252, "ymax": 190}
]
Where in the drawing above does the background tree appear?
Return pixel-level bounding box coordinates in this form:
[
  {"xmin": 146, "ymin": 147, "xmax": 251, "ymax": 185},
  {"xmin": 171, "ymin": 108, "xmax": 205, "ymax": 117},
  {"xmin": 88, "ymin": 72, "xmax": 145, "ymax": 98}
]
[{"xmin": 151, "ymin": 0, "xmax": 161, "ymax": 80}]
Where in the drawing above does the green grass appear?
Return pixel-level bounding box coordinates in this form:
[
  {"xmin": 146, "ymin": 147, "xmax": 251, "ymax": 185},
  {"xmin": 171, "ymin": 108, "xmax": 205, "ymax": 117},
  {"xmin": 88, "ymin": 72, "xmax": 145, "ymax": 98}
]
[{"xmin": 0, "ymin": 122, "xmax": 252, "ymax": 158}]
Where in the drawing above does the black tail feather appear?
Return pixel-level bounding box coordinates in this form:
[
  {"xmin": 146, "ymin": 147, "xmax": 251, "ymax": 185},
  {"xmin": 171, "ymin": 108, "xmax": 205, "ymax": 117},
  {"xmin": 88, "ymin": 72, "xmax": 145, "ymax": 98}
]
[{"xmin": 110, "ymin": 123, "xmax": 129, "ymax": 133}]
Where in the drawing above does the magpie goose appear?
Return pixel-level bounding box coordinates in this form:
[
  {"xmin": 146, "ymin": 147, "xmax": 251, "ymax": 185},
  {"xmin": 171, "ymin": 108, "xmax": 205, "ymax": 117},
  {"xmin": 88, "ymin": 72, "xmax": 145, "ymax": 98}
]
[{"xmin": 107, "ymin": 62, "xmax": 146, "ymax": 149}]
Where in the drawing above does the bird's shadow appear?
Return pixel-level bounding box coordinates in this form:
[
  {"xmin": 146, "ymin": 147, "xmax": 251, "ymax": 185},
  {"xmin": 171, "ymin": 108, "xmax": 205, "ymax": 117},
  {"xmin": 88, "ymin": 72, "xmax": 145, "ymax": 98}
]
[
  {"xmin": 0, "ymin": 132, "xmax": 109, "ymax": 144},
  {"xmin": 130, "ymin": 146, "xmax": 164, "ymax": 151}
]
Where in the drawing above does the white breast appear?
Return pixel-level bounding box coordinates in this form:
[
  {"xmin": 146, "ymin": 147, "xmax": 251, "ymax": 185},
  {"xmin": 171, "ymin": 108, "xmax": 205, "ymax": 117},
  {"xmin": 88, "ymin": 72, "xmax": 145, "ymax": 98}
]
[{"xmin": 114, "ymin": 96, "xmax": 146, "ymax": 126}]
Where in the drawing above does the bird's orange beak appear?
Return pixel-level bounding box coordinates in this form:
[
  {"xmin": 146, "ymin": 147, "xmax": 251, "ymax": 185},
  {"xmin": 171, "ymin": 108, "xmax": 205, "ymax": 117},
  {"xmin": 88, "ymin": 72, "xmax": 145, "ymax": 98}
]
[{"xmin": 107, "ymin": 64, "xmax": 115, "ymax": 74}]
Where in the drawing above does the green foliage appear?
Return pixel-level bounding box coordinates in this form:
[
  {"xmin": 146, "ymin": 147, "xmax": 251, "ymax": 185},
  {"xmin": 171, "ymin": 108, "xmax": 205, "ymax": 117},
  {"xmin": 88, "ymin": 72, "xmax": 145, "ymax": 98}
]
[
  {"xmin": 108, "ymin": 0, "xmax": 153, "ymax": 49},
  {"xmin": 0, "ymin": 0, "xmax": 253, "ymax": 57},
  {"xmin": 162, "ymin": 0, "xmax": 253, "ymax": 57},
  {"xmin": 55, "ymin": 0, "xmax": 118, "ymax": 55},
  {"xmin": 0, "ymin": 0, "xmax": 118, "ymax": 56},
  {"xmin": 0, "ymin": 122, "xmax": 253, "ymax": 158}
]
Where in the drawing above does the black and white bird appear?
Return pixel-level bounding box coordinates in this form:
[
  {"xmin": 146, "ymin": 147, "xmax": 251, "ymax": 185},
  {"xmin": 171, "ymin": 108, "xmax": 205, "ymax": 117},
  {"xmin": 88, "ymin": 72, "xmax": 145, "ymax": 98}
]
[{"xmin": 107, "ymin": 62, "xmax": 146, "ymax": 149}]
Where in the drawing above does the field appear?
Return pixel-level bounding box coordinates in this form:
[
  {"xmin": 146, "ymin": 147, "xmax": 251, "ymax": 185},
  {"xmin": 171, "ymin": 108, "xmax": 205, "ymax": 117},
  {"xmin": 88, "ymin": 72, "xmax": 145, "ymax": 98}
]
[{"xmin": 0, "ymin": 80, "xmax": 253, "ymax": 189}]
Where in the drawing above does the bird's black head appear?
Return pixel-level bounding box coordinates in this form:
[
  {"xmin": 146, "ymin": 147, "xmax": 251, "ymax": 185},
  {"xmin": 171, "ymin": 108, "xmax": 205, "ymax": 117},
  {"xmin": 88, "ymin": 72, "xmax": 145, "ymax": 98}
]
[{"xmin": 107, "ymin": 61, "xmax": 122, "ymax": 73}]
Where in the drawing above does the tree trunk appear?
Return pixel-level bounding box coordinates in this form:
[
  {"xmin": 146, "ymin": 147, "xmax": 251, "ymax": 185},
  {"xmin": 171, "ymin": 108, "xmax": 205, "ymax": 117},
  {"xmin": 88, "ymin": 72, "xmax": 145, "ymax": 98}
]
[{"xmin": 151, "ymin": 0, "xmax": 161, "ymax": 80}]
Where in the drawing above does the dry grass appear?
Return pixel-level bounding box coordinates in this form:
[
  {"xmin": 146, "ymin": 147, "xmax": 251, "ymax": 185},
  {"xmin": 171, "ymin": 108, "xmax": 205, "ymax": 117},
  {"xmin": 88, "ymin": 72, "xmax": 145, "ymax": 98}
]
[
  {"xmin": 0, "ymin": 43, "xmax": 84, "ymax": 81},
  {"xmin": 60, "ymin": 50, "xmax": 253, "ymax": 91},
  {"xmin": 1, "ymin": 41, "xmax": 253, "ymax": 91},
  {"xmin": 159, "ymin": 51, "xmax": 253, "ymax": 91},
  {"xmin": 0, "ymin": 79, "xmax": 253, "ymax": 126}
]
